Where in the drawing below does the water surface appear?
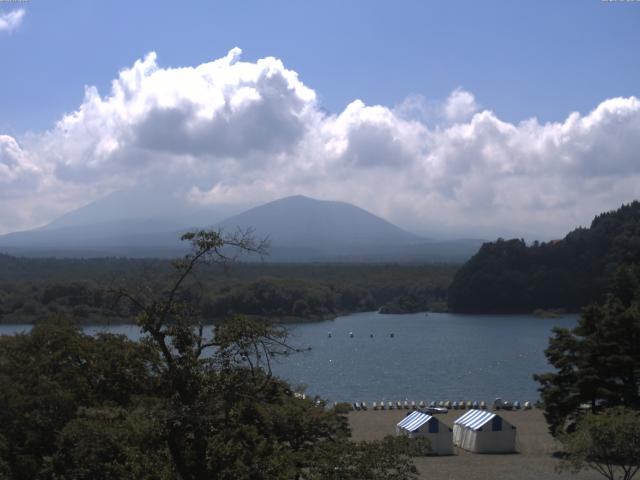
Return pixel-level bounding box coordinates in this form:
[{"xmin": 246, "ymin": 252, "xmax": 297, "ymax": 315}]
[{"xmin": 0, "ymin": 311, "xmax": 577, "ymax": 403}]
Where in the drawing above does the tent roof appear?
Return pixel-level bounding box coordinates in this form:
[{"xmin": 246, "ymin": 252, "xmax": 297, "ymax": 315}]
[
  {"xmin": 397, "ymin": 411, "xmax": 433, "ymax": 432},
  {"xmin": 454, "ymin": 409, "xmax": 499, "ymax": 431}
]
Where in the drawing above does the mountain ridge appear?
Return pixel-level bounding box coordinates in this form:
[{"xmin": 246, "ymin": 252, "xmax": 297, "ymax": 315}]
[
  {"xmin": 448, "ymin": 201, "xmax": 640, "ymax": 313},
  {"xmin": 215, "ymin": 195, "xmax": 424, "ymax": 247},
  {"xmin": 0, "ymin": 192, "xmax": 482, "ymax": 262}
]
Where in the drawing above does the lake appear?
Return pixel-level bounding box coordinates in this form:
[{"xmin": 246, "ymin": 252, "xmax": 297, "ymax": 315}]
[{"xmin": 0, "ymin": 311, "xmax": 578, "ymax": 403}]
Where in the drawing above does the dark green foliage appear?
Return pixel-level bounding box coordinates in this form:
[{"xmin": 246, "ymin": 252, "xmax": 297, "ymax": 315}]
[
  {"xmin": 0, "ymin": 307, "xmax": 417, "ymax": 479},
  {"xmin": 449, "ymin": 201, "xmax": 640, "ymax": 313},
  {"xmin": 558, "ymin": 407, "xmax": 640, "ymax": 480},
  {"xmin": 0, "ymin": 434, "xmax": 9, "ymax": 480},
  {"xmin": 202, "ymin": 277, "xmax": 380, "ymax": 319},
  {"xmin": 379, "ymin": 284, "xmax": 445, "ymax": 313},
  {"xmin": 0, "ymin": 254, "xmax": 457, "ymax": 323},
  {"xmin": 0, "ymin": 229, "xmax": 420, "ymax": 479},
  {"xmin": 534, "ymin": 265, "xmax": 640, "ymax": 436},
  {"xmin": 0, "ymin": 319, "xmax": 159, "ymax": 479},
  {"xmin": 48, "ymin": 406, "xmax": 172, "ymax": 480}
]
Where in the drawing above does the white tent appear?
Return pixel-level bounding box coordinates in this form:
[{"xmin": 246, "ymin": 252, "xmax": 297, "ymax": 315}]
[
  {"xmin": 396, "ymin": 411, "xmax": 453, "ymax": 455},
  {"xmin": 452, "ymin": 409, "xmax": 516, "ymax": 453}
]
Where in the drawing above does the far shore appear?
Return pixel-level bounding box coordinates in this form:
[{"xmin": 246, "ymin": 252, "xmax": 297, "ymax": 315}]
[{"xmin": 1, "ymin": 308, "xmax": 579, "ymax": 328}]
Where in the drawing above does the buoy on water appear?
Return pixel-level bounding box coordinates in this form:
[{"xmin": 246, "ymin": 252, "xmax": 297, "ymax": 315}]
[{"xmin": 349, "ymin": 332, "xmax": 354, "ymax": 338}]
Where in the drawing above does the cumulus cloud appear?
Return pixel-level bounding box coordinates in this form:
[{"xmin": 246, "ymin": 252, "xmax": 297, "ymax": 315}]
[
  {"xmin": 0, "ymin": 9, "xmax": 25, "ymax": 33},
  {"xmin": 443, "ymin": 88, "xmax": 479, "ymax": 123},
  {"xmin": 2, "ymin": 48, "xmax": 640, "ymax": 238}
]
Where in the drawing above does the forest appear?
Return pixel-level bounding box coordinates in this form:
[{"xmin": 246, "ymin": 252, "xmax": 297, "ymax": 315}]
[
  {"xmin": 0, "ymin": 255, "xmax": 456, "ymax": 324},
  {"xmin": 448, "ymin": 201, "xmax": 640, "ymax": 313},
  {"xmin": 0, "ymin": 231, "xmax": 428, "ymax": 479}
]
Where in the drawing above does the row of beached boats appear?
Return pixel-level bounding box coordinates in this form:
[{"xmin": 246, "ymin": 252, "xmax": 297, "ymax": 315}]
[{"xmin": 351, "ymin": 399, "xmax": 533, "ymax": 412}]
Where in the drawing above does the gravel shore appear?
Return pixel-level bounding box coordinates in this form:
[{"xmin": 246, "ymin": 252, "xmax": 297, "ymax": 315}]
[{"xmin": 348, "ymin": 408, "xmax": 602, "ymax": 480}]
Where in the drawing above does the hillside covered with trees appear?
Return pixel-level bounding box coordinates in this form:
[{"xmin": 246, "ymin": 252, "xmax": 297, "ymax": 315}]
[
  {"xmin": 448, "ymin": 202, "xmax": 640, "ymax": 313},
  {"xmin": 0, "ymin": 256, "xmax": 456, "ymax": 324}
]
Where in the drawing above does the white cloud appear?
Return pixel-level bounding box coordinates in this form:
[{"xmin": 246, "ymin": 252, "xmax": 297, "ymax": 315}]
[
  {"xmin": 443, "ymin": 88, "xmax": 479, "ymax": 123},
  {"xmin": 2, "ymin": 48, "xmax": 640, "ymax": 239},
  {"xmin": 0, "ymin": 9, "xmax": 25, "ymax": 33}
]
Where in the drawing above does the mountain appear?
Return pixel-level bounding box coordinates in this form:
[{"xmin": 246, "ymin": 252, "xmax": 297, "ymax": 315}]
[
  {"xmin": 448, "ymin": 201, "xmax": 640, "ymax": 313},
  {"xmin": 214, "ymin": 195, "xmax": 483, "ymax": 262},
  {"xmin": 216, "ymin": 195, "xmax": 421, "ymax": 246},
  {"xmin": 0, "ymin": 192, "xmax": 481, "ymax": 262},
  {"xmin": 0, "ymin": 187, "xmax": 235, "ymax": 257}
]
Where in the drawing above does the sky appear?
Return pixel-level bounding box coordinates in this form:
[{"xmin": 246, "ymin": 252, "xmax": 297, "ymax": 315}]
[{"xmin": 1, "ymin": 0, "xmax": 640, "ymax": 239}]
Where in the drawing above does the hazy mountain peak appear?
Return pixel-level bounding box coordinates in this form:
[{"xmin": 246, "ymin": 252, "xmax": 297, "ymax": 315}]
[
  {"xmin": 0, "ymin": 193, "xmax": 482, "ymax": 262},
  {"xmin": 217, "ymin": 195, "xmax": 423, "ymax": 246}
]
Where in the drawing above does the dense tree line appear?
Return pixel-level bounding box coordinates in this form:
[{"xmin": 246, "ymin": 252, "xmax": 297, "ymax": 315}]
[
  {"xmin": 448, "ymin": 201, "xmax": 640, "ymax": 313},
  {"xmin": 0, "ymin": 255, "xmax": 456, "ymax": 323},
  {"xmin": 378, "ymin": 285, "xmax": 447, "ymax": 314},
  {"xmin": 202, "ymin": 277, "xmax": 376, "ymax": 320}
]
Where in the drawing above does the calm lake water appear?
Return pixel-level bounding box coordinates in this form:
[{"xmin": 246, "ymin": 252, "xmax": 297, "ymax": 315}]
[{"xmin": 0, "ymin": 311, "xmax": 578, "ymax": 403}]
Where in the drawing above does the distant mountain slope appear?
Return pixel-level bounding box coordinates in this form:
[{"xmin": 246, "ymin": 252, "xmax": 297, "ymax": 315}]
[
  {"xmin": 0, "ymin": 192, "xmax": 481, "ymax": 262},
  {"xmin": 42, "ymin": 188, "xmax": 200, "ymax": 231},
  {"xmin": 0, "ymin": 187, "xmax": 234, "ymax": 254},
  {"xmin": 216, "ymin": 195, "xmax": 422, "ymax": 247},
  {"xmin": 448, "ymin": 201, "xmax": 640, "ymax": 313}
]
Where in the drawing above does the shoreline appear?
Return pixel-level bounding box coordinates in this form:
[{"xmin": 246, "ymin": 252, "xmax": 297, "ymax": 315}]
[{"xmin": 0, "ymin": 308, "xmax": 581, "ymax": 327}]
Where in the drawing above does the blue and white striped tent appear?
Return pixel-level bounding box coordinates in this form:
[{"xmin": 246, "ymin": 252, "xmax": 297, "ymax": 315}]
[
  {"xmin": 396, "ymin": 411, "xmax": 453, "ymax": 455},
  {"xmin": 453, "ymin": 409, "xmax": 516, "ymax": 453}
]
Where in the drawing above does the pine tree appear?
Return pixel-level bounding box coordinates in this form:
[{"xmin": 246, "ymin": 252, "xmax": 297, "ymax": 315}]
[{"xmin": 535, "ymin": 264, "xmax": 640, "ymax": 435}]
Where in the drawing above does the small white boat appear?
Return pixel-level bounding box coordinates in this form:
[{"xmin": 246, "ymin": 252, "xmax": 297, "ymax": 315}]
[
  {"xmin": 466, "ymin": 400, "xmax": 472, "ymax": 409},
  {"xmin": 524, "ymin": 401, "xmax": 532, "ymax": 410},
  {"xmin": 353, "ymin": 402, "xmax": 361, "ymax": 411},
  {"xmin": 403, "ymin": 400, "xmax": 409, "ymax": 409},
  {"xmin": 396, "ymin": 401, "xmax": 402, "ymax": 410},
  {"xmin": 459, "ymin": 400, "xmax": 466, "ymax": 410},
  {"xmin": 372, "ymin": 401, "xmax": 378, "ymax": 410},
  {"xmin": 349, "ymin": 332, "xmax": 354, "ymax": 338},
  {"xmin": 480, "ymin": 400, "xmax": 487, "ymax": 409},
  {"xmin": 444, "ymin": 400, "xmax": 452, "ymax": 409},
  {"xmin": 411, "ymin": 401, "xmax": 416, "ymax": 409},
  {"xmin": 418, "ymin": 400, "xmax": 426, "ymax": 408},
  {"xmin": 388, "ymin": 401, "xmax": 394, "ymax": 410},
  {"xmin": 361, "ymin": 401, "xmax": 367, "ymax": 411}
]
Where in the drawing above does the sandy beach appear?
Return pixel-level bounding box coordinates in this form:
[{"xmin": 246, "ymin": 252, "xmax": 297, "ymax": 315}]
[{"xmin": 348, "ymin": 408, "xmax": 602, "ymax": 480}]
